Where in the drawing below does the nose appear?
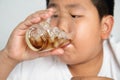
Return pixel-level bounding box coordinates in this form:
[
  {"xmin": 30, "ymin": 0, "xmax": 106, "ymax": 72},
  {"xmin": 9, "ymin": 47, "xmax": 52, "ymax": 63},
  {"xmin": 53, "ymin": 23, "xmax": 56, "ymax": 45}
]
[{"xmin": 57, "ymin": 16, "xmax": 69, "ymax": 33}]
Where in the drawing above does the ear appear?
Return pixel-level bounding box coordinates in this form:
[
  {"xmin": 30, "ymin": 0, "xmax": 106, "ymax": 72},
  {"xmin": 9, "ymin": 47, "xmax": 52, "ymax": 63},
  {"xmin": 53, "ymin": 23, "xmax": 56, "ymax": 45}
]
[{"xmin": 101, "ymin": 15, "xmax": 114, "ymax": 40}]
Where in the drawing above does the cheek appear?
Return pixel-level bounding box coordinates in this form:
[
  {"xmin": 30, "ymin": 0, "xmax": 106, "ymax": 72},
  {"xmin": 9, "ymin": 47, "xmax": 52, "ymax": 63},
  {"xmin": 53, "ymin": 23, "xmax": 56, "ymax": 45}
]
[
  {"xmin": 72, "ymin": 21, "xmax": 102, "ymax": 53},
  {"xmin": 67, "ymin": 25, "xmax": 102, "ymax": 64},
  {"xmin": 73, "ymin": 21, "xmax": 100, "ymax": 39},
  {"xmin": 58, "ymin": 21, "xmax": 102, "ymax": 64}
]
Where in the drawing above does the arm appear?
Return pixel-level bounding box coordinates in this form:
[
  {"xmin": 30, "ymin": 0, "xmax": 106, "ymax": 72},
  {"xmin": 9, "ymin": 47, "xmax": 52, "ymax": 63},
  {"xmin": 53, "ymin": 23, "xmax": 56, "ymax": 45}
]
[{"xmin": 0, "ymin": 49, "xmax": 18, "ymax": 80}]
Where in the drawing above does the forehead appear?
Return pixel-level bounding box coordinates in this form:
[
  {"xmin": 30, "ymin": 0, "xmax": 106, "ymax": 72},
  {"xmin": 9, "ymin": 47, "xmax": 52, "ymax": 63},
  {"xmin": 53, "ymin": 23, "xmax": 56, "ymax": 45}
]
[{"xmin": 48, "ymin": 0, "xmax": 94, "ymax": 9}]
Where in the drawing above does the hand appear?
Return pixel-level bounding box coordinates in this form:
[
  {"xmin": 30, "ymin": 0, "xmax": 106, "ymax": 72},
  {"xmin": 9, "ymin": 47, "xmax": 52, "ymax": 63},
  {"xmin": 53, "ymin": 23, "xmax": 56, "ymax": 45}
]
[{"xmin": 3, "ymin": 8, "xmax": 64, "ymax": 63}]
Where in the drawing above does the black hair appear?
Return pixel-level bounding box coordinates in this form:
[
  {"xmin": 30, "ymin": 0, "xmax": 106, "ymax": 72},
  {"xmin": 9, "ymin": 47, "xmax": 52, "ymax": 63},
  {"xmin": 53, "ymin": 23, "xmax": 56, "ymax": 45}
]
[
  {"xmin": 46, "ymin": 0, "xmax": 114, "ymax": 19},
  {"xmin": 46, "ymin": 0, "xmax": 49, "ymax": 6},
  {"xmin": 92, "ymin": 0, "xmax": 114, "ymax": 19}
]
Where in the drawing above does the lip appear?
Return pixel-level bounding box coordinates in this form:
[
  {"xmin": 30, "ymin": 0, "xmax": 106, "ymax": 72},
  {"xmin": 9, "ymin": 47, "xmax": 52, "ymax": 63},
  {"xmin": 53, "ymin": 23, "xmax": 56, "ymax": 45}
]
[{"xmin": 61, "ymin": 41, "xmax": 72, "ymax": 49}]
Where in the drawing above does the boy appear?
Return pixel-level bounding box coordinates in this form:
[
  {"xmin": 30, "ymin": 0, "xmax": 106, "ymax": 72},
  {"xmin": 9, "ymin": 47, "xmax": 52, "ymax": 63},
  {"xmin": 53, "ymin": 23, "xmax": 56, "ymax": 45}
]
[{"xmin": 0, "ymin": 0, "xmax": 120, "ymax": 80}]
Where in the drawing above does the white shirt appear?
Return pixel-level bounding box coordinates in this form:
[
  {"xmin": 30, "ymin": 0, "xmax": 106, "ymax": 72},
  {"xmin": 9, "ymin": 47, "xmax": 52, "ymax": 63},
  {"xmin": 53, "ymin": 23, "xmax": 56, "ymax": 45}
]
[
  {"xmin": 98, "ymin": 37, "xmax": 120, "ymax": 80},
  {"xmin": 7, "ymin": 37, "xmax": 120, "ymax": 80}
]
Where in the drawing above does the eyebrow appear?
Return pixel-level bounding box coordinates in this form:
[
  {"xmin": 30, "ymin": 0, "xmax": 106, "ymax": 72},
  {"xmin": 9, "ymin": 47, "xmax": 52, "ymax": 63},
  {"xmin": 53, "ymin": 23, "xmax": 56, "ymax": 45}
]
[
  {"xmin": 47, "ymin": 3, "xmax": 57, "ymax": 8},
  {"xmin": 48, "ymin": 3, "xmax": 86, "ymax": 10}
]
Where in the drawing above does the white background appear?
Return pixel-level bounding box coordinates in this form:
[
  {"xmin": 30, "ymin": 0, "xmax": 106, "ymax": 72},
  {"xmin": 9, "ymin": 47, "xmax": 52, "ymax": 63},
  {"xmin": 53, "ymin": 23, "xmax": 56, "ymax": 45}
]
[{"xmin": 0, "ymin": 0, "xmax": 120, "ymax": 49}]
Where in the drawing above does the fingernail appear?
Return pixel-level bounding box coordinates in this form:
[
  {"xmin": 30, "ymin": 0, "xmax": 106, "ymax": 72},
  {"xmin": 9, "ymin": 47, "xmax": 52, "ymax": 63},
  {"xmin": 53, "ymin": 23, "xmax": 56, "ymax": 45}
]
[
  {"xmin": 48, "ymin": 8, "xmax": 54, "ymax": 11},
  {"xmin": 48, "ymin": 8, "xmax": 56, "ymax": 13},
  {"xmin": 31, "ymin": 17, "xmax": 40, "ymax": 22}
]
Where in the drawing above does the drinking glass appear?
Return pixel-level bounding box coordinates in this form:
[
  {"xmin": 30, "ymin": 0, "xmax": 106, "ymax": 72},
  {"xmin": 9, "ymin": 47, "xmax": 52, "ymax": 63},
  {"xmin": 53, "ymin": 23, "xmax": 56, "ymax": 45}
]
[{"xmin": 25, "ymin": 21, "xmax": 71, "ymax": 52}]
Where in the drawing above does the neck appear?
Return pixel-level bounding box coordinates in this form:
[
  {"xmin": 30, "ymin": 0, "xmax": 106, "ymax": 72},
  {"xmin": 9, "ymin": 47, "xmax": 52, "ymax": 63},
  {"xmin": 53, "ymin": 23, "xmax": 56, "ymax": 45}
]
[{"xmin": 68, "ymin": 52, "xmax": 103, "ymax": 77}]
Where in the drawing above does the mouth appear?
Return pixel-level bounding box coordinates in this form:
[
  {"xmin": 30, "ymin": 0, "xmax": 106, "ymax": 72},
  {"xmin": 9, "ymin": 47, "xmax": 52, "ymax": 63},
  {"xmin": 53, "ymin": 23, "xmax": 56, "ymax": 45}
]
[{"xmin": 61, "ymin": 40, "xmax": 72, "ymax": 49}]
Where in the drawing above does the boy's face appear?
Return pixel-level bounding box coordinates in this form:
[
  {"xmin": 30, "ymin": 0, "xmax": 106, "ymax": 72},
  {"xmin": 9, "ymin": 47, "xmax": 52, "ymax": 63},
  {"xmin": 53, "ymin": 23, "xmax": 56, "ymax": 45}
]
[{"xmin": 48, "ymin": 0, "xmax": 110, "ymax": 65}]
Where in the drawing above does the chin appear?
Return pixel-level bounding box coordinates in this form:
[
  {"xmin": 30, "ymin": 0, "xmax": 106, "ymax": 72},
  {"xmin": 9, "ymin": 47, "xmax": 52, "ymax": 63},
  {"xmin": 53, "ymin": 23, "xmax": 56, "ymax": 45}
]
[{"xmin": 57, "ymin": 54, "xmax": 77, "ymax": 65}]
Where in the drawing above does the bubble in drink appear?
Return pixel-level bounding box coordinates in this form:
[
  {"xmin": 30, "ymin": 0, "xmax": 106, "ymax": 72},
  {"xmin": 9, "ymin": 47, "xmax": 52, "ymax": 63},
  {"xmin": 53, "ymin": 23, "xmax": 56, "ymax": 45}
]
[{"xmin": 25, "ymin": 21, "xmax": 71, "ymax": 52}]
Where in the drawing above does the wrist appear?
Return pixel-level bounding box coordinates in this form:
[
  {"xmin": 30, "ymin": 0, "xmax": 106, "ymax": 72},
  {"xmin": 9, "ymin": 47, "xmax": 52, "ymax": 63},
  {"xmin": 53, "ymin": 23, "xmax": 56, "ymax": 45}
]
[
  {"xmin": 0, "ymin": 49, "xmax": 19, "ymax": 80},
  {"xmin": 0, "ymin": 49, "xmax": 19, "ymax": 67}
]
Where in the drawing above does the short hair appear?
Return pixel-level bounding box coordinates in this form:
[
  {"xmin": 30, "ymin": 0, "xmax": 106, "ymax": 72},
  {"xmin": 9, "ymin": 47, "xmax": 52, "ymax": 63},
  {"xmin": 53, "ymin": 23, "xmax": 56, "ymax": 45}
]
[
  {"xmin": 92, "ymin": 0, "xmax": 114, "ymax": 19},
  {"xmin": 46, "ymin": 0, "xmax": 114, "ymax": 19}
]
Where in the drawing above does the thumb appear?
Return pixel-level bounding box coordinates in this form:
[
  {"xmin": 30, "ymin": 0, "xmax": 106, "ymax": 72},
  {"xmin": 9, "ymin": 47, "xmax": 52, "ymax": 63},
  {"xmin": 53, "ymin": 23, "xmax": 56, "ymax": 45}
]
[{"xmin": 50, "ymin": 48, "xmax": 64, "ymax": 56}]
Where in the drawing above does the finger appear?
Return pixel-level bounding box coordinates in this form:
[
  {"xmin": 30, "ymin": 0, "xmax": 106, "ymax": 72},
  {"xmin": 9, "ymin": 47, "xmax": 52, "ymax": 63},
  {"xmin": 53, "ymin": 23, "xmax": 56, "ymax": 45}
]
[
  {"xmin": 38, "ymin": 48, "xmax": 65, "ymax": 56},
  {"xmin": 50, "ymin": 48, "xmax": 65, "ymax": 55},
  {"xmin": 26, "ymin": 8, "xmax": 55, "ymax": 22},
  {"xmin": 12, "ymin": 17, "xmax": 40, "ymax": 37},
  {"xmin": 17, "ymin": 8, "xmax": 55, "ymax": 30},
  {"xmin": 22, "ymin": 47, "xmax": 65, "ymax": 60},
  {"xmin": 33, "ymin": 8, "xmax": 55, "ymax": 19}
]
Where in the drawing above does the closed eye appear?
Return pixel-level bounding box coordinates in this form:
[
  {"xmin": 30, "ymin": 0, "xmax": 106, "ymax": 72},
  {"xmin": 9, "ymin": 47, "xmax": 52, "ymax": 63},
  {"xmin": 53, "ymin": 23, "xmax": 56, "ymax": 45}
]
[
  {"xmin": 51, "ymin": 14, "xmax": 58, "ymax": 18},
  {"xmin": 71, "ymin": 15, "xmax": 83, "ymax": 18}
]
